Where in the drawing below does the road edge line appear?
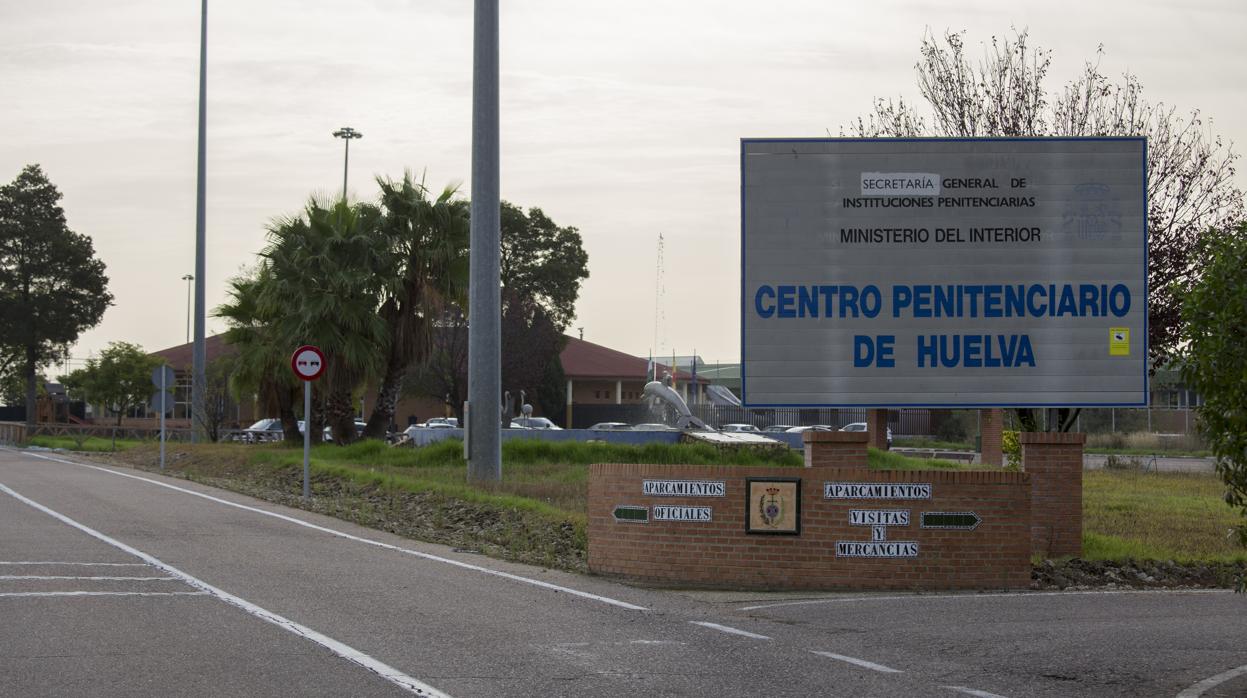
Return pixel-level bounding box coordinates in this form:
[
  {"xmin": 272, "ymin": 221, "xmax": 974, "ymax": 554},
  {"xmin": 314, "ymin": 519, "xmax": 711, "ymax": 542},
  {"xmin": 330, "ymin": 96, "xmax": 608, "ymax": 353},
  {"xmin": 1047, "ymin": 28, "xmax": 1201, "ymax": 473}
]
[
  {"xmin": 0, "ymin": 482, "xmax": 450, "ymax": 698},
  {"xmin": 9, "ymin": 448, "xmax": 649, "ymax": 612}
]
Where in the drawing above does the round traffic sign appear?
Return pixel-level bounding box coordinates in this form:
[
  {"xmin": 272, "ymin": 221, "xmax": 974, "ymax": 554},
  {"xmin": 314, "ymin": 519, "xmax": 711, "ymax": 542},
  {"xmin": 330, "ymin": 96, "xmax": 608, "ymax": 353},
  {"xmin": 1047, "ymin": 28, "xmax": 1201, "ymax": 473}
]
[{"xmin": 291, "ymin": 345, "xmax": 326, "ymax": 381}]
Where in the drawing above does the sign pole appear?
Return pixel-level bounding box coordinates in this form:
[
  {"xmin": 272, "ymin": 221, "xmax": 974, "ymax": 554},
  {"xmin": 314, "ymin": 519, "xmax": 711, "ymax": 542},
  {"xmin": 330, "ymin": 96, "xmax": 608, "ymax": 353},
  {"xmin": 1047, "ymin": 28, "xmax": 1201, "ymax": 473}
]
[
  {"xmin": 160, "ymin": 368, "xmax": 167, "ymax": 471},
  {"xmin": 303, "ymin": 380, "xmax": 311, "ymax": 500},
  {"xmin": 290, "ymin": 344, "xmax": 325, "ymax": 502}
]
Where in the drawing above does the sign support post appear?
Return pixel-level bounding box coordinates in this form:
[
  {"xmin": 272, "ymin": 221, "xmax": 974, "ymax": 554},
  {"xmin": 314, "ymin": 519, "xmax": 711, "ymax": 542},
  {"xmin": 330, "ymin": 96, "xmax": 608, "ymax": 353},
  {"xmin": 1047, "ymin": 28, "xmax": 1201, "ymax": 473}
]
[
  {"xmin": 303, "ymin": 381, "xmax": 311, "ymax": 499},
  {"xmin": 290, "ymin": 345, "xmax": 326, "ymax": 502},
  {"xmin": 160, "ymin": 369, "xmax": 167, "ymax": 471},
  {"xmin": 150, "ymin": 364, "xmax": 177, "ymax": 471}
]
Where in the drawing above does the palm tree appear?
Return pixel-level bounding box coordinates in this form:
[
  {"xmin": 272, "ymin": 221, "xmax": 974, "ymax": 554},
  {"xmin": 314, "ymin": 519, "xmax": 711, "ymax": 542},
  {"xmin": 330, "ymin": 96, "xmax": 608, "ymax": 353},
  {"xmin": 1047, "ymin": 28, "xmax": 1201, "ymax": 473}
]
[
  {"xmin": 215, "ymin": 268, "xmax": 302, "ymax": 443},
  {"xmin": 257, "ymin": 198, "xmax": 392, "ymax": 444},
  {"xmin": 362, "ymin": 173, "xmax": 470, "ymax": 439}
]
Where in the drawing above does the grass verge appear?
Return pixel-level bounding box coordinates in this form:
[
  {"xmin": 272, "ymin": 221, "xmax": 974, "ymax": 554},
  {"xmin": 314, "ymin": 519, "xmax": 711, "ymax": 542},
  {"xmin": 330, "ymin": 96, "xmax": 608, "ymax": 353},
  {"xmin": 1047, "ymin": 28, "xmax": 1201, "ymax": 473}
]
[
  {"xmin": 892, "ymin": 437, "xmax": 975, "ymax": 451},
  {"xmin": 1083, "ymin": 470, "xmax": 1245, "ymax": 563}
]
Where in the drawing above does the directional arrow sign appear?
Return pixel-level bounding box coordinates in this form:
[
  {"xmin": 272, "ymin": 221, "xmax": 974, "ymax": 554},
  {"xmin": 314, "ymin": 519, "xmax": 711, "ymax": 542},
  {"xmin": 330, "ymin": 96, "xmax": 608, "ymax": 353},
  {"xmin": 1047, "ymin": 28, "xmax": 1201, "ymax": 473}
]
[
  {"xmin": 612, "ymin": 505, "xmax": 648, "ymax": 523},
  {"xmin": 920, "ymin": 511, "xmax": 982, "ymax": 530}
]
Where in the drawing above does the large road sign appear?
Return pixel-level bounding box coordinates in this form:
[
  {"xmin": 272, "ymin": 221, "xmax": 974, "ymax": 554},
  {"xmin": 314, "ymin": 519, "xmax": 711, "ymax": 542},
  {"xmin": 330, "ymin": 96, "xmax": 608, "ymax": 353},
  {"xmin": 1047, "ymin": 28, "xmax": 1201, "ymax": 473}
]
[{"xmin": 741, "ymin": 137, "xmax": 1147, "ymax": 407}]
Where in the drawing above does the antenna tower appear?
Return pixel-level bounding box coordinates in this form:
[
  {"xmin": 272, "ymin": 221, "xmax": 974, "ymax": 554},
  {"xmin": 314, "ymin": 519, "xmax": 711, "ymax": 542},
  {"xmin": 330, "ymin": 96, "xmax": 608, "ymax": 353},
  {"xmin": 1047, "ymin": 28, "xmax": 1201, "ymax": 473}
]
[{"xmin": 653, "ymin": 232, "xmax": 666, "ymax": 356}]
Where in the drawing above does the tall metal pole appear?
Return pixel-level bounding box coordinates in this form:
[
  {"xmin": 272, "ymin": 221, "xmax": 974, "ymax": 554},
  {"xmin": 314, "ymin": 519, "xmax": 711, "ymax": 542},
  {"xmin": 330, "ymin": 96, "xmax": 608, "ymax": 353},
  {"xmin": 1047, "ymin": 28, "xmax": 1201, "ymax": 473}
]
[
  {"xmin": 332, "ymin": 127, "xmax": 362, "ymax": 202},
  {"xmin": 467, "ymin": 0, "xmax": 501, "ymax": 482},
  {"xmin": 191, "ymin": 0, "xmax": 208, "ymax": 443}
]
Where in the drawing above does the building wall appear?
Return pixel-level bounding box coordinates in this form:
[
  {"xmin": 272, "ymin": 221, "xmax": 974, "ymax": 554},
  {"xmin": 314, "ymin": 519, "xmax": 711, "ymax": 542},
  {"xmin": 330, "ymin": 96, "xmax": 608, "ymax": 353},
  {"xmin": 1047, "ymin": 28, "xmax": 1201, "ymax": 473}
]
[{"xmin": 571, "ymin": 379, "xmax": 648, "ymax": 405}]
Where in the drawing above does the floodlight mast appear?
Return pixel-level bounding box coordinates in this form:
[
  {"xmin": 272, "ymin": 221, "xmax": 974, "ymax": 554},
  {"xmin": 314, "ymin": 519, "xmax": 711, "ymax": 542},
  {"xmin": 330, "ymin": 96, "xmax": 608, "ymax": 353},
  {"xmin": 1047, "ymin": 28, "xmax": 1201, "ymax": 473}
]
[
  {"xmin": 332, "ymin": 126, "xmax": 362, "ymax": 200},
  {"xmin": 467, "ymin": 0, "xmax": 501, "ymax": 482},
  {"xmin": 191, "ymin": 0, "xmax": 207, "ymax": 443}
]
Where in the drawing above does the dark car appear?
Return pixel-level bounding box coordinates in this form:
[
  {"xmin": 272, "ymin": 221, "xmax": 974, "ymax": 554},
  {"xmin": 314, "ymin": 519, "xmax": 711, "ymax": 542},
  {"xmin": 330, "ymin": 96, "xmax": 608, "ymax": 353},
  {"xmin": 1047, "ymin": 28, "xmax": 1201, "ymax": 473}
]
[{"xmin": 237, "ymin": 418, "xmax": 283, "ymax": 443}]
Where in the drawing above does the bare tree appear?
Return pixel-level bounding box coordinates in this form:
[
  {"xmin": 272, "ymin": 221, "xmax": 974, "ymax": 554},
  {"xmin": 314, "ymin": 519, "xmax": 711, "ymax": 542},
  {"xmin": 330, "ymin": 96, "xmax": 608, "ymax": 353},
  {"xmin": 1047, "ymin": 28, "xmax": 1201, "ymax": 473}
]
[{"xmin": 845, "ymin": 29, "xmax": 1244, "ymax": 430}]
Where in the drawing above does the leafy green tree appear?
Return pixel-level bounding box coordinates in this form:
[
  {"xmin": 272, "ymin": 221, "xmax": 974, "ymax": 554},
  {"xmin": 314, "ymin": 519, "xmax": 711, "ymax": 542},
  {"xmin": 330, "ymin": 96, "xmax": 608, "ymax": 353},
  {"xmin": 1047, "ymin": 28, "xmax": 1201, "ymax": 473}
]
[
  {"xmin": 363, "ymin": 173, "xmax": 470, "ymax": 439},
  {"xmin": 848, "ymin": 29, "xmax": 1243, "ymax": 431},
  {"xmin": 0, "ymin": 165, "xmax": 112, "ymax": 425},
  {"xmin": 499, "ymin": 202, "xmax": 590, "ymax": 330},
  {"xmin": 257, "ymin": 198, "xmax": 391, "ymax": 444},
  {"xmin": 1179, "ymin": 223, "xmax": 1247, "ymax": 546},
  {"xmin": 0, "ymin": 367, "xmax": 46, "ymax": 406},
  {"xmin": 216, "ymin": 269, "xmax": 303, "ymax": 444},
  {"xmin": 60, "ymin": 342, "xmax": 159, "ymax": 428},
  {"xmin": 409, "ymin": 202, "xmax": 588, "ymax": 425}
]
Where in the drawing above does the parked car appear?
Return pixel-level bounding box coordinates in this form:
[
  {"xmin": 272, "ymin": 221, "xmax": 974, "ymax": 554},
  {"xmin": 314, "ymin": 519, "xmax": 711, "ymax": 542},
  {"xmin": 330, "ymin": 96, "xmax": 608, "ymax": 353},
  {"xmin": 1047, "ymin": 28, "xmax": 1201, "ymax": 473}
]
[
  {"xmin": 298, "ymin": 419, "xmax": 368, "ymax": 443},
  {"xmin": 720, "ymin": 423, "xmax": 761, "ymax": 433},
  {"xmin": 510, "ymin": 417, "xmax": 562, "ymax": 430},
  {"xmin": 424, "ymin": 417, "xmax": 458, "ymax": 428},
  {"xmin": 588, "ymin": 422, "xmax": 633, "ymax": 431},
  {"xmin": 237, "ymin": 418, "xmax": 283, "ymax": 443},
  {"xmin": 762, "ymin": 424, "xmax": 795, "ymax": 432},
  {"xmin": 840, "ymin": 422, "xmax": 892, "ymax": 448},
  {"xmin": 785, "ymin": 424, "xmax": 834, "ymax": 433},
  {"xmin": 633, "ymin": 423, "xmax": 679, "ymax": 431}
]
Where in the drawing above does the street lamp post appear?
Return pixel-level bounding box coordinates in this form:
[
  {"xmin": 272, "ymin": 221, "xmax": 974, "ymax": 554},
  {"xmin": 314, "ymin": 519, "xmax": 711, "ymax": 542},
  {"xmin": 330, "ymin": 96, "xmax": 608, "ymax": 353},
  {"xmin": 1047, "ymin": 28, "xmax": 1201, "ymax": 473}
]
[
  {"xmin": 181, "ymin": 274, "xmax": 194, "ymax": 344},
  {"xmin": 332, "ymin": 126, "xmax": 362, "ymax": 200}
]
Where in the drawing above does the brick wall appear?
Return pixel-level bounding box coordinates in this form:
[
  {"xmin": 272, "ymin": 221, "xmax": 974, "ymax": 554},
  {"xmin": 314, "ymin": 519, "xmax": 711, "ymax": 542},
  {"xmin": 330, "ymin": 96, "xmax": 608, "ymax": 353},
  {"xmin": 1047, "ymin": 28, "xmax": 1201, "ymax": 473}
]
[
  {"xmin": 803, "ymin": 430, "xmax": 867, "ymax": 467},
  {"xmin": 980, "ymin": 408, "xmax": 1003, "ymax": 466},
  {"xmin": 866, "ymin": 409, "xmax": 889, "ymax": 449},
  {"xmin": 1021, "ymin": 432, "xmax": 1084, "ymax": 558},
  {"xmin": 588, "ymin": 463, "xmax": 1032, "ymax": 591}
]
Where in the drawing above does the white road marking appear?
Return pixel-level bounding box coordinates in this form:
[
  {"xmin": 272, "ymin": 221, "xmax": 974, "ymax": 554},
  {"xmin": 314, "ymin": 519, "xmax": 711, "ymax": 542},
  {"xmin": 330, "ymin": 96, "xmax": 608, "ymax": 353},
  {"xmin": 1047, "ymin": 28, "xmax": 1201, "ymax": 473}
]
[
  {"xmin": 739, "ymin": 588, "xmax": 1230, "ymax": 611},
  {"xmin": 1176, "ymin": 663, "xmax": 1247, "ymax": 698},
  {"xmin": 0, "ymin": 575, "xmax": 176, "ymax": 581},
  {"xmin": 0, "ymin": 591, "xmax": 210, "ymax": 598},
  {"xmin": 810, "ymin": 650, "xmax": 903, "ymax": 674},
  {"xmin": 689, "ymin": 621, "xmax": 772, "ymax": 640},
  {"xmin": 12, "ymin": 449, "xmax": 649, "ymax": 612},
  {"xmin": 0, "ymin": 561, "xmax": 149, "ymax": 567},
  {"xmin": 0, "ymin": 482, "xmax": 450, "ymax": 698},
  {"xmin": 942, "ymin": 685, "xmax": 1010, "ymax": 698}
]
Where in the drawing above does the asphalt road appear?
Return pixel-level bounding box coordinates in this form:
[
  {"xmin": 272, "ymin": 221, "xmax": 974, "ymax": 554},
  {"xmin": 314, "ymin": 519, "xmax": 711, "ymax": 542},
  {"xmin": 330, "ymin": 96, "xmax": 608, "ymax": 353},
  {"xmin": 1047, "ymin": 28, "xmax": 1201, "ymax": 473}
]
[{"xmin": 2, "ymin": 447, "xmax": 1244, "ymax": 698}]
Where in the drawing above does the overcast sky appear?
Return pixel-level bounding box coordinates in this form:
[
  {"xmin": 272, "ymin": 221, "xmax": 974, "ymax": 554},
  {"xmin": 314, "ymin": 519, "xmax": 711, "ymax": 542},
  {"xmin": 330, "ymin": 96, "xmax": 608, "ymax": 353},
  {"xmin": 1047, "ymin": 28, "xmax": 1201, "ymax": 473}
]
[{"xmin": 3, "ymin": 0, "xmax": 1244, "ymax": 374}]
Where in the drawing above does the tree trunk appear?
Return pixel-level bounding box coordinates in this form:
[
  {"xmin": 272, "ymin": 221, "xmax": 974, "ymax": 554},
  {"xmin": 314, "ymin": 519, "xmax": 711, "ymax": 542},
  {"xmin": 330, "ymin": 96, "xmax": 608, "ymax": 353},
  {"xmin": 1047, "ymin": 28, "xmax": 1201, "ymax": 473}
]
[
  {"xmin": 23, "ymin": 347, "xmax": 36, "ymax": 427},
  {"xmin": 275, "ymin": 383, "xmax": 302, "ymax": 445},
  {"xmin": 364, "ymin": 353, "xmax": 405, "ymax": 440},
  {"xmin": 1014, "ymin": 408, "xmax": 1038, "ymax": 432},
  {"xmin": 324, "ymin": 387, "xmax": 355, "ymax": 445}
]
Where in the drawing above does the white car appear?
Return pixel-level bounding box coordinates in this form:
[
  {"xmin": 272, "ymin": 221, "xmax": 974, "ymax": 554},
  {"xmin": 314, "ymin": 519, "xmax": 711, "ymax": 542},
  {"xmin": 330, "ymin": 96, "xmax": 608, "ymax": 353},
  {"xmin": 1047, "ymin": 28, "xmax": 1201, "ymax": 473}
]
[
  {"xmin": 510, "ymin": 417, "xmax": 562, "ymax": 430},
  {"xmin": 424, "ymin": 417, "xmax": 459, "ymax": 428},
  {"xmin": 785, "ymin": 425, "xmax": 834, "ymax": 433},
  {"xmin": 588, "ymin": 422, "xmax": 633, "ymax": 431},
  {"xmin": 840, "ymin": 422, "xmax": 893, "ymax": 448},
  {"xmin": 720, "ymin": 423, "xmax": 761, "ymax": 433}
]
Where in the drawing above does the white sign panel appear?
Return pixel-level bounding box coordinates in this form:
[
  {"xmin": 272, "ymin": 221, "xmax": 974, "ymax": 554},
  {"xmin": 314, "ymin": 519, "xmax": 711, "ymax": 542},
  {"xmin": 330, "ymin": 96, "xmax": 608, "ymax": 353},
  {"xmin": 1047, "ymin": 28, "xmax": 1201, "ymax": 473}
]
[
  {"xmin": 825, "ymin": 482, "xmax": 932, "ymax": 500},
  {"xmin": 652, "ymin": 505, "xmax": 713, "ymax": 522},
  {"xmin": 848, "ymin": 509, "xmax": 910, "ymax": 526},
  {"xmin": 642, "ymin": 480, "xmax": 726, "ymax": 497},
  {"xmin": 741, "ymin": 138, "xmax": 1147, "ymax": 407}
]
